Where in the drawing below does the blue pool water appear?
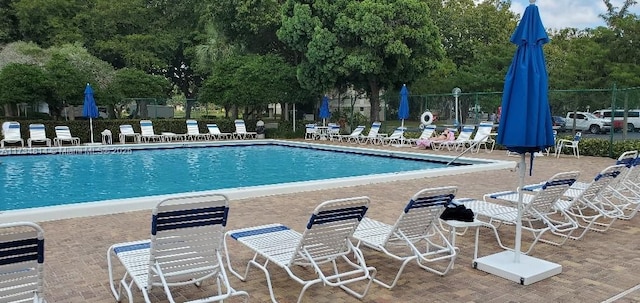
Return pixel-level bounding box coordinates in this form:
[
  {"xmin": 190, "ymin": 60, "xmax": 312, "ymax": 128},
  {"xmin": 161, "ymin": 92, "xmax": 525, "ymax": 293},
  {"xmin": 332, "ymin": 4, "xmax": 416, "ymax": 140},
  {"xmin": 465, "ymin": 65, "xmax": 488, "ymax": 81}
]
[{"xmin": 0, "ymin": 144, "xmax": 447, "ymax": 210}]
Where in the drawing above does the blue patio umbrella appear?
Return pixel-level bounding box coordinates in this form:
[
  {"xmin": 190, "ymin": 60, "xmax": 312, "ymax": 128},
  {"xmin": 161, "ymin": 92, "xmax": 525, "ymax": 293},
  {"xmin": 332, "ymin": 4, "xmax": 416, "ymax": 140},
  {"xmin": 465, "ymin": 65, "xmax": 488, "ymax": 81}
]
[
  {"xmin": 484, "ymin": 0, "xmax": 556, "ymax": 270},
  {"xmin": 398, "ymin": 84, "xmax": 410, "ymax": 128},
  {"xmin": 319, "ymin": 95, "xmax": 331, "ymax": 126},
  {"xmin": 82, "ymin": 83, "xmax": 99, "ymax": 144}
]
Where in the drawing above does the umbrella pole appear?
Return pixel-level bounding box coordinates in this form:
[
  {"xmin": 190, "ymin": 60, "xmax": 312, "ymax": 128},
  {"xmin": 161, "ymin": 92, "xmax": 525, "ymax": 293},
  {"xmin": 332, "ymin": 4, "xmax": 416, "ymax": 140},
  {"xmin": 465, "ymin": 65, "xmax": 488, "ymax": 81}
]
[
  {"xmin": 514, "ymin": 153, "xmax": 526, "ymax": 263},
  {"xmin": 89, "ymin": 117, "xmax": 95, "ymax": 144}
]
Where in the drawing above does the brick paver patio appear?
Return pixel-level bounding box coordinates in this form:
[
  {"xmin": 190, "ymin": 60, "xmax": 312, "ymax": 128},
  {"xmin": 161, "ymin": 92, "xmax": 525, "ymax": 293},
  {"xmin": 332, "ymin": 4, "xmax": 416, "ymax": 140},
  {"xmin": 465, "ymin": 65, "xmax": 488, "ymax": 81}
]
[{"xmin": 11, "ymin": 141, "xmax": 640, "ymax": 302}]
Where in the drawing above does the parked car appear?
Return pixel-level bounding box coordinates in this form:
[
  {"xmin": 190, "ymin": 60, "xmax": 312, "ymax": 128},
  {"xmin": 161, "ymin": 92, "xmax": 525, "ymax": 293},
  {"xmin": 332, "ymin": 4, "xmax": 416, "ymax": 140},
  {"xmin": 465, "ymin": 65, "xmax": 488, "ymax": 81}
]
[
  {"xmin": 592, "ymin": 109, "xmax": 640, "ymax": 132},
  {"xmin": 564, "ymin": 112, "xmax": 612, "ymax": 134},
  {"xmin": 552, "ymin": 116, "xmax": 566, "ymax": 132}
]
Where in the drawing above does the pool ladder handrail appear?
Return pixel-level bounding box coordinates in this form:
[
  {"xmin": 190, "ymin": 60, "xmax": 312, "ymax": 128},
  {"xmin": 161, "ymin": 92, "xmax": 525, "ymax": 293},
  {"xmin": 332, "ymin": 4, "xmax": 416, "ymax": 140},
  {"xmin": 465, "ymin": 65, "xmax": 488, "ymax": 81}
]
[{"xmin": 446, "ymin": 134, "xmax": 490, "ymax": 166}]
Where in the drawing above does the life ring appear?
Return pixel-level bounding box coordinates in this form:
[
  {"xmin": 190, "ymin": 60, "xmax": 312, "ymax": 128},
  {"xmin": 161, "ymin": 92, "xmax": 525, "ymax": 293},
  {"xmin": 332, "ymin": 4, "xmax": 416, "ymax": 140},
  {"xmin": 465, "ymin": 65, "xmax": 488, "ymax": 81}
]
[{"xmin": 420, "ymin": 111, "xmax": 434, "ymax": 125}]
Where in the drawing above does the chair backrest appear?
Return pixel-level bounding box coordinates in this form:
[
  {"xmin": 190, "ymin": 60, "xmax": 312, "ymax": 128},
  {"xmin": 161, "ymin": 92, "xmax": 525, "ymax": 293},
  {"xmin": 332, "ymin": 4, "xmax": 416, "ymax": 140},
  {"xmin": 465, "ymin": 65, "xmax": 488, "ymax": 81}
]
[
  {"xmin": 328, "ymin": 123, "xmax": 340, "ymax": 135},
  {"xmin": 573, "ymin": 132, "xmax": 582, "ymax": 142},
  {"xmin": 3, "ymin": 122, "xmax": 22, "ymax": 140},
  {"xmin": 186, "ymin": 119, "xmax": 201, "ymax": 135},
  {"xmin": 576, "ymin": 164, "xmax": 625, "ymax": 205},
  {"xmin": 526, "ymin": 171, "xmax": 580, "ymax": 217},
  {"xmin": 149, "ymin": 194, "xmax": 230, "ymax": 285},
  {"xmin": 207, "ymin": 124, "xmax": 223, "ymax": 135},
  {"xmin": 140, "ymin": 120, "xmax": 156, "ymax": 136},
  {"xmin": 0, "ymin": 222, "xmax": 45, "ymax": 303},
  {"xmin": 291, "ymin": 196, "xmax": 369, "ymax": 266},
  {"xmin": 472, "ymin": 122, "xmax": 494, "ymax": 142},
  {"xmin": 120, "ymin": 124, "xmax": 136, "ymax": 135},
  {"xmin": 305, "ymin": 124, "xmax": 317, "ymax": 134},
  {"xmin": 388, "ymin": 127, "xmax": 406, "ymax": 139},
  {"xmin": 349, "ymin": 125, "xmax": 365, "ymax": 137},
  {"xmin": 455, "ymin": 125, "xmax": 475, "ymax": 142},
  {"xmin": 389, "ymin": 186, "xmax": 456, "ymax": 243},
  {"xmin": 419, "ymin": 125, "xmax": 437, "ymax": 139},
  {"xmin": 54, "ymin": 126, "xmax": 73, "ymax": 139},
  {"xmin": 366, "ymin": 122, "xmax": 381, "ymax": 138},
  {"xmin": 29, "ymin": 124, "xmax": 47, "ymax": 140},
  {"xmin": 234, "ymin": 120, "xmax": 248, "ymax": 134}
]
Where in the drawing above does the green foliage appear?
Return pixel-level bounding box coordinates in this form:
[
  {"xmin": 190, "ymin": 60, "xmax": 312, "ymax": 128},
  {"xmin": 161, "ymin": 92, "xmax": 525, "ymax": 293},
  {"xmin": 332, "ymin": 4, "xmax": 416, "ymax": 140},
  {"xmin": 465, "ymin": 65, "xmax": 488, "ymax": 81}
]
[
  {"xmin": 0, "ymin": 63, "xmax": 50, "ymax": 105},
  {"xmin": 112, "ymin": 68, "xmax": 171, "ymax": 99},
  {"xmin": 200, "ymin": 54, "xmax": 312, "ymax": 111}
]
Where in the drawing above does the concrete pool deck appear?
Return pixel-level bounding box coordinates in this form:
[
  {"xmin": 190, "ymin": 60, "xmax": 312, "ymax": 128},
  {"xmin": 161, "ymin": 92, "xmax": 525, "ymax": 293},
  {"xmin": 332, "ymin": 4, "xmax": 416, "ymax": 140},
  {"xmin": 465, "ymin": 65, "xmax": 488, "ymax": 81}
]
[{"xmin": 14, "ymin": 141, "xmax": 640, "ymax": 302}]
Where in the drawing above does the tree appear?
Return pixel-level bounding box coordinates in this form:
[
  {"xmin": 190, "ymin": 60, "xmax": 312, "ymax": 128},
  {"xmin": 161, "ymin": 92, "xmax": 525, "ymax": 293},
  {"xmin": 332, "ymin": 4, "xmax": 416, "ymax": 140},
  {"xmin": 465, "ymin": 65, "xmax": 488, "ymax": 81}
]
[
  {"xmin": 278, "ymin": 0, "xmax": 444, "ymax": 121},
  {"xmin": 111, "ymin": 68, "xmax": 171, "ymax": 118},
  {"xmin": 0, "ymin": 63, "xmax": 50, "ymax": 117},
  {"xmin": 199, "ymin": 54, "xmax": 309, "ymax": 119}
]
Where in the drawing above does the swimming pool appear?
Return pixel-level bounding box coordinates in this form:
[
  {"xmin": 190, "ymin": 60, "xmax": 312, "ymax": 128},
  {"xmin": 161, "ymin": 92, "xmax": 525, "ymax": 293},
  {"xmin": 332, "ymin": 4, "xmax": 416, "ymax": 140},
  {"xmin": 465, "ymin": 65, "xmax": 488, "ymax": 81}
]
[{"xmin": 0, "ymin": 140, "xmax": 514, "ymax": 221}]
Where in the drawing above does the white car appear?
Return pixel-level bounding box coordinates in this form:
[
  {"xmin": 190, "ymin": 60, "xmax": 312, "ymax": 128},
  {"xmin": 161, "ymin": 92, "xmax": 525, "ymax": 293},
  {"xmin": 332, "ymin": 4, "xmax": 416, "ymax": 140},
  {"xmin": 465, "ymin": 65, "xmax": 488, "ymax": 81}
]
[{"xmin": 565, "ymin": 112, "xmax": 611, "ymax": 134}]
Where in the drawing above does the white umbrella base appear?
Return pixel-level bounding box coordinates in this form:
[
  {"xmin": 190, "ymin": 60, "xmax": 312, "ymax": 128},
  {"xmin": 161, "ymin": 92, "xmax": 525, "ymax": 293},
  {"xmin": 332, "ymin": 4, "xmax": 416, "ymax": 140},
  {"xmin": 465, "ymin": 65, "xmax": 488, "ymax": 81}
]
[{"xmin": 473, "ymin": 250, "xmax": 561, "ymax": 285}]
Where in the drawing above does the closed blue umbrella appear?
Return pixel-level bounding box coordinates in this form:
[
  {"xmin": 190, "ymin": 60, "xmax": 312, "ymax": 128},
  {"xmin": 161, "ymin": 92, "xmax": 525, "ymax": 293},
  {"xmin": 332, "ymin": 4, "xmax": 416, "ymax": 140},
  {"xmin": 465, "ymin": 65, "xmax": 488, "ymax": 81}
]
[
  {"xmin": 319, "ymin": 95, "xmax": 331, "ymax": 126},
  {"xmin": 82, "ymin": 83, "xmax": 99, "ymax": 144},
  {"xmin": 477, "ymin": 0, "xmax": 559, "ymax": 279},
  {"xmin": 398, "ymin": 84, "xmax": 409, "ymax": 128}
]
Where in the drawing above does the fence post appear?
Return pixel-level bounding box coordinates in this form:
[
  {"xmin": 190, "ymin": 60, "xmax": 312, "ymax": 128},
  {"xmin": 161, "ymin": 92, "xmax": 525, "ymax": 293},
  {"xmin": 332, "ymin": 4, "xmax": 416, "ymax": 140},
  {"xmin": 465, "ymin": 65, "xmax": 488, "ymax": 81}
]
[{"xmin": 609, "ymin": 84, "xmax": 617, "ymax": 158}]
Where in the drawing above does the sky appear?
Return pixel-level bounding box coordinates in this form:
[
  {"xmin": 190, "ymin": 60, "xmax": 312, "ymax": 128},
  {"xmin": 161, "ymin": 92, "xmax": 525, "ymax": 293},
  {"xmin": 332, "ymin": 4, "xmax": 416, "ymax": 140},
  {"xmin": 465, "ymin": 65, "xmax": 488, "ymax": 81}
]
[{"xmin": 508, "ymin": 0, "xmax": 640, "ymax": 29}]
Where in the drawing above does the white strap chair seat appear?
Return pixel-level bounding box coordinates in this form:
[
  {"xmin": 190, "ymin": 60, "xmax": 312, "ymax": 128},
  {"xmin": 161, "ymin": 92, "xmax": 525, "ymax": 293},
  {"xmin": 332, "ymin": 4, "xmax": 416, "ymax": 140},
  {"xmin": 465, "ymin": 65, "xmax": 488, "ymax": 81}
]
[{"xmin": 224, "ymin": 196, "xmax": 376, "ymax": 303}]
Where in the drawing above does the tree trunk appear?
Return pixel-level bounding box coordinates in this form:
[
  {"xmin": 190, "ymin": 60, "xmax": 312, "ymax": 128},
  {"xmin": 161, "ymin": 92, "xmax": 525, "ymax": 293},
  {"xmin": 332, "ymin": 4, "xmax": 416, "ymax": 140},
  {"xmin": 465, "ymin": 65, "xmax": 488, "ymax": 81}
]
[
  {"xmin": 3, "ymin": 104, "xmax": 15, "ymax": 117},
  {"xmin": 369, "ymin": 80, "xmax": 381, "ymax": 122},
  {"xmin": 185, "ymin": 99, "xmax": 196, "ymax": 119},
  {"xmin": 137, "ymin": 99, "xmax": 149, "ymax": 118},
  {"xmin": 282, "ymin": 103, "xmax": 289, "ymax": 121}
]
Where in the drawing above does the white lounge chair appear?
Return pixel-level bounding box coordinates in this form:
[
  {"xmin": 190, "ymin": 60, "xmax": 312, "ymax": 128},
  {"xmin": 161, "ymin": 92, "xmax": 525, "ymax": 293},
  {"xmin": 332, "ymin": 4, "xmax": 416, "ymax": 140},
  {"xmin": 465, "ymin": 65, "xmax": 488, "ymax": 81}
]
[
  {"xmin": 1, "ymin": 121, "xmax": 24, "ymax": 147},
  {"xmin": 327, "ymin": 123, "xmax": 341, "ymax": 141},
  {"xmin": 0, "ymin": 221, "xmax": 47, "ymax": 303},
  {"xmin": 381, "ymin": 127, "xmax": 406, "ymax": 146},
  {"xmin": 337, "ymin": 125, "xmax": 365, "ymax": 142},
  {"xmin": 27, "ymin": 124, "xmax": 51, "ymax": 148},
  {"xmin": 466, "ymin": 121, "xmax": 495, "ymax": 152},
  {"xmin": 186, "ymin": 119, "xmax": 209, "ymax": 141},
  {"xmin": 53, "ymin": 125, "xmax": 80, "ymax": 146},
  {"xmin": 461, "ymin": 171, "xmax": 581, "ymax": 255},
  {"xmin": 139, "ymin": 120, "xmax": 164, "ymax": 143},
  {"xmin": 107, "ymin": 194, "xmax": 249, "ymax": 303},
  {"xmin": 304, "ymin": 123, "xmax": 318, "ymax": 140},
  {"xmin": 352, "ymin": 186, "xmax": 458, "ymax": 289},
  {"xmin": 359, "ymin": 122, "xmax": 384, "ymax": 145},
  {"xmin": 433, "ymin": 125, "xmax": 475, "ymax": 151},
  {"xmin": 233, "ymin": 119, "xmax": 257, "ymax": 139},
  {"xmin": 407, "ymin": 124, "xmax": 437, "ymax": 146},
  {"xmin": 224, "ymin": 196, "xmax": 376, "ymax": 303},
  {"xmin": 119, "ymin": 124, "xmax": 141, "ymax": 144},
  {"xmin": 207, "ymin": 124, "xmax": 232, "ymax": 140}
]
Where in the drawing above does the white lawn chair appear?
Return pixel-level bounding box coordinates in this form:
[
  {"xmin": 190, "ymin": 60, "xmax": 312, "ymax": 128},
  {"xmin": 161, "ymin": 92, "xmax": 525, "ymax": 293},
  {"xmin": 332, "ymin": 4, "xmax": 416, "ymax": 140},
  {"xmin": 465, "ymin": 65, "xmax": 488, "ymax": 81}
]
[
  {"xmin": 186, "ymin": 119, "xmax": 209, "ymax": 141},
  {"xmin": 433, "ymin": 125, "xmax": 475, "ymax": 151},
  {"xmin": 0, "ymin": 222, "xmax": 47, "ymax": 303},
  {"xmin": 304, "ymin": 123, "xmax": 318, "ymax": 140},
  {"xmin": 337, "ymin": 125, "xmax": 365, "ymax": 142},
  {"xmin": 407, "ymin": 124, "xmax": 437, "ymax": 146},
  {"xmin": 461, "ymin": 171, "xmax": 581, "ymax": 255},
  {"xmin": 381, "ymin": 127, "xmax": 406, "ymax": 146},
  {"xmin": 352, "ymin": 186, "xmax": 457, "ymax": 289},
  {"xmin": 1, "ymin": 121, "xmax": 24, "ymax": 147},
  {"xmin": 207, "ymin": 124, "xmax": 232, "ymax": 140},
  {"xmin": 139, "ymin": 120, "xmax": 164, "ymax": 143},
  {"xmin": 359, "ymin": 122, "xmax": 384, "ymax": 145},
  {"xmin": 224, "ymin": 196, "xmax": 376, "ymax": 303},
  {"xmin": 556, "ymin": 132, "xmax": 582, "ymax": 158},
  {"xmin": 466, "ymin": 121, "xmax": 495, "ymax": 152},
  {"xmin": 53, "ymin": 125, "xmax": 80, "ymax": 146},
  {"xmin": 233, "ymin": 119, "xmax": 257, "ymax": 139},
  {"xmin": 107, "ymin": 194, "xmax": 249, "ymax": 303},
  {"xmin": 327, "ymin": 123, "xmax": 341, "ymax": 141},
  {"xmin": 119, "ymin": 124, "xmax": 141, "ymax": 144},
  {"xmin": 27, "ymin": 124, "xmax": 51, "ymax": 148}
]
